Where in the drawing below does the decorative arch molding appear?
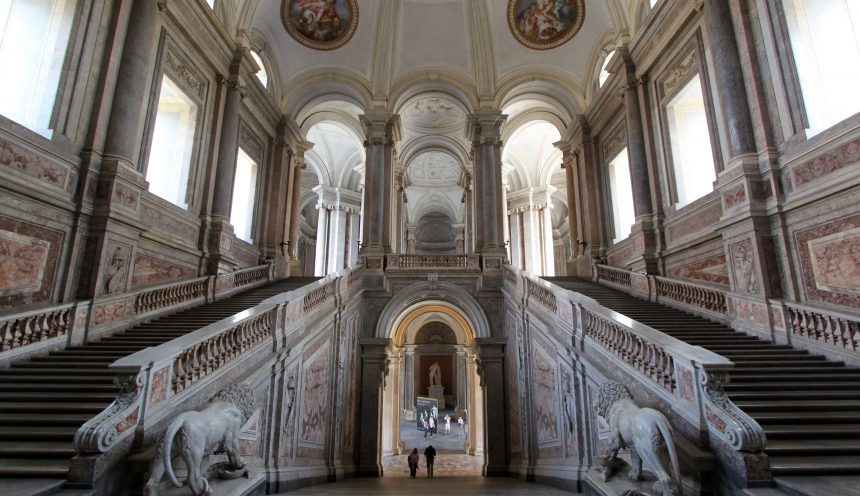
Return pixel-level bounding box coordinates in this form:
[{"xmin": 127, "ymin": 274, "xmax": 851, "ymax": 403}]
[
  {"xmin": 397, "ymin": 305, "xmax": 472, "ymax": 346},
  {"xmin": 247, "ymin": 28, "xmax": 284, "ymax": 102},
  {"xmin": 583, "ymin": 29, "xmax": 622, "ymax": 103},
  {"xmin": 374, "ymin": 281, "xmax": 491, "ymax": 346},
  {"xmin": 300, "ymin": 111, "xmax": 365, "ymax": 147},
  {"xmin": 399, "ymin": 136, "xmax": 470, "ymax": 169},
  {"xmin": 281, "ymin": 68, "xmax": 372, "ymax": 118},
  {"xmin": 502, "ymin": 111, "xmax": 568, "ymax": 145},
  {"xmin": 389, "ymin": 69, "xmax": 480, "ymax": 115},
  {"xmin": 409, "ymin": 195, "xmax": 460, "ymax": 225},
  {"xmin": 494, "ymin": 69, "xmax": 585, "ymax": 118}
]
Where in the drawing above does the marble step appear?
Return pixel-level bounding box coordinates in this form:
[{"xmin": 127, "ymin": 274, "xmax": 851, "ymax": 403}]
[
  {"xmin": 720, "ymin": 361, "xmax": 844, "ymax": 368},
  {"xmin": 727, "ymin": 366, "xmax": 859, "ymax": 374},
  {"xmin": 734, "ymin": 400, "xmax": 860, "ymax": 412},
  {"xmin": 0, "ymin": 427, "xmax": 77, "ymax": 442},
  {"xmin": 0, "ymin": 368, "xmax": 114, "ymax": 376},
  {"xmin": 0, "ymin": 458, "xmax": 69, "ymax": 478},
  {"xmin": 0, "ymin": 392, "xmax": 117, "ymax": 402},
  {"xmin": 729, "ymin": 390, "xmax": 860, "ymax": 400},
  {"xmin": 718, "ymin": 350, "xmax": 811, "ymax": 357},
  {"xmin": 729, "ymin": 373, "xmax": 860, "ymax": 383},
  {"xmin": 0, "ymin": 384, "xmax": 117, "ymax": 393},
  {"xmin": 0, "ymin": 441, "xmax": 75, "ymax": 458},
  {"xmin": 0, "ymin": 375, "xmax": 116, "ymax": 384},
  {"xmin": 725, "ymin": 382, "xmax": 860, "ymax": 391},
  {"xmin": 53, "ymin": 348, "xmax": 127, "ymax": 356},
  {"xmin": 729, "ymin": 355, "xmax": 825, "ymax": 361},
  {"xmin": 12, "ymin": 362, "xmax": 111, "ymax": 370},
  {"xmin": 751, "ymin": 411, "xmax": 860, "ymax": 424},
  {"xmin": 30, "ymin": 356, "xmax": 116, "ymax": 363},
  {"xmin": 763, "ymin": 424, "xmax": 860, "ymax": 439},
  {"xmin": 0, "ymin": 402, "xmax": 108, "ymax": 414},
  {"xmin": 769, "ymin": 456, "xmax": 860, "ymax": 476},
  {"xmin": 767, "ymin": 439, "xmax": 860, "ymax": 456},
  {"xmin": 0, "ymin": 413, "xmax": 91, "ymax": 426}
]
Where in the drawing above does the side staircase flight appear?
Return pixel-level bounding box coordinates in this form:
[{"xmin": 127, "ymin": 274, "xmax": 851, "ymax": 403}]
[
  {"xmin": 547, "ymin": 277, "xmax": 860, "ymax": 480},
  {"xmin": 0, "ymin": 277, "xmax": 317, "ymax": 483}
]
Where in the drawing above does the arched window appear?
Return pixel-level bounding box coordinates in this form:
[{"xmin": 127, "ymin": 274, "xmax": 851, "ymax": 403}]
[
  {"xmin": 0, "ymin": 0, "xmax": 74, "ymax": 137},
  {"xmin": 598, "ymin": 49, "xmax": 615, "ymax": 87},
  {"xmin": 783, "ymin": 0, "xmax": 860, "ymax": 135},
  {"xmin": 250, "ymin": 50, "xmax": 268, "ymax": 88}
]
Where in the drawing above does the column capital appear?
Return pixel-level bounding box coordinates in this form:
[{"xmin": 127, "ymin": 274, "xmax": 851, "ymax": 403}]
[
  {"xmin": 360, "ymin": 112, "xmax": 402, "ymax": 144},
  {"xmin": 466, "ymin": 111, "xmax": 507, "ymax": 145}
]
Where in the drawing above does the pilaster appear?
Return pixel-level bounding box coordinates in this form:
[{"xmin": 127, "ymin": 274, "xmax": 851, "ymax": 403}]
[
  {"xmin": 359, "ymin": 112, "xmax": 400, "ymax": 273},
  {"xmin": 475, "ymin": 337, "xmax": 506, "ymax": 476},
  {"xmin": 466, "ymin": 111, "xmax": 507, "ymax": 267},
  {"xmin": 356, "ymin": 337, "xmax": 392, "ymax": 477}
]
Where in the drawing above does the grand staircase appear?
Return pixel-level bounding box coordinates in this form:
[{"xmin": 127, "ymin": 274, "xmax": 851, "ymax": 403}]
[
  {"xmin": 546, "ymin": 277, "xmax": 860, "ymax": 481},
  {"xmin": 0, "ymin": 277, "xmax": 317, "ymax": 487}
]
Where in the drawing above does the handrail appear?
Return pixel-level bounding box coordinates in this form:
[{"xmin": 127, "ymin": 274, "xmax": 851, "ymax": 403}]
[
  {"xmin": 654, "ymin": 274, "xmax": 728, "ymax": 314},
  {"xmin": 385, "ymin": 254, "xmax": 481, "ymax": 271}
]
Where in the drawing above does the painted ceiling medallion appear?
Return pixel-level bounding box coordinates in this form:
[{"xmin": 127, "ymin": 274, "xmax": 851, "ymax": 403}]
[
  {"xmin": 508, "ymin": 0, "xmax": 585, "ymax": 50},
  {"xmin": 280, "ymin": 0, "xmax": 358, "ymax": 51}
]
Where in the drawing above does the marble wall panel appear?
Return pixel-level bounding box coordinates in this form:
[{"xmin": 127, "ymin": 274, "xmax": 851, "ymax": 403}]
[
  {"xmin": 531, "ymin": 332, "xmax": 561, "ymax": 456},
  {"xmin": 722, "ymin": 184, "xmax": 747, "ymax": 209},
  {"xmin": 131, "ymin": 254, "xmax": 196, "ymax": 288},
  {"xmin": 0, "ymin": 217, "xmax": 64, "ymax": 309},
  {"xmin": 668, "ymin": 253, "xmax": 730, "ymax": 287},
  {"xmin": 664, "ymin": 201, "xmax": 722, "ymax": 246},
  {"xmin": 794, "ymin": 214, "xmax": 860, "ymax": 308},
  {"xmin": 141, "ymin": 203, "xmax": 198, "ymax": 242},
  {"xmin": 232, "ymin": 240, "xmax": 260, "ymax": 267},
  {"xmin": 792, "ymin": 135, "xmax": 860, "ymax": 188},
  {"xmin": 505, "ymin": 310, "xmax": 523, "ymax": 454},
  {"xmin": 299, "ymin": 335, "xmax": 331, "ymax": 451},
  {"xmin": 0, "ymin": 138, "xmax": 69, "ymax": 190},
  {"xmin": 729, "ymin": 239, "xmax": 759, "ymax": 294}
]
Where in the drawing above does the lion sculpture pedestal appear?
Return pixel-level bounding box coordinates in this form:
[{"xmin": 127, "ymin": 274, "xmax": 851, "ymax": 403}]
[
  {"xmin": 592, "ymin": 381, "xmax": 683, "ymax": 496},
  {"xmin": 144, "ymin": 384, "xmax": 256, "ymax": 496}
]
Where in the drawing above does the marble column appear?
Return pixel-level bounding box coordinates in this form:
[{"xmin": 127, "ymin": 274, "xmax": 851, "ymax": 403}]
[
  {"xmin": 509, "ymin": 211, "xmax": 523, "ymax": 270},
  {"xmin": 327, "ymin": 207, "xmax": 347, "ymax": 273},
  {"xmin": 502, "ymin": 179, "xmax": 511, "ymax": 261},
  {"xmin": 456, "ymin": 349, "xmax": 467, "ymax": 412},
  {"xmin": 403, "ymin": 345, "xmax": 416, "ymax": 417},
  {"xmin": 356, "ymin": 338, "xmax": 391, "ymax": 477},
  {"xmin": 405, "ymin": 223, "xmax": 417, "ymax": 255},
  {"xmin": 522, "ymin": 207, "xmax": 542, "ymax": 273},
  {"xmin": 475, "ymin": 338, "xmax": 506, "ymax": 476},
  {"xmin": 462, "ymin": 171, "xmax": 474, "ymax": 253},
  {"xmin": 394, "ymin": 169, "xmax": 405, "ymax": 254},
  {"xmin": 466, "ymin": 112, "xmax": 507, "ymax": 258},
  {"xmin": 541, "ymin": 206, "xmax": 555, "ymax": 277},
  {"xmin": 453, "ymin": 224, "xmax": 466, "ymax": 255},
  {"xmin": 555, "ymin": 141, "xmax": 580, "ymax": 276},
  {"xmin": 103, "ymin": 0, "xmax": 161, "ymax": 166},
  {"xmin": 314, "ymin": 206, "xmax": 329, "ymax": 276},
  {"xmin": 286, "ymin": 144, "xmax": 309, "ymax": 276},
  {"xmin": 260, "ymin": 120, "xmax": 291, "ymax": 278},
  {"xmin": 206, "ymin": 50, "xmax": 247, "ymax": 273},
  {"xmin": 347, "ymin": 211, "xmax": 361, "ymax": 267},
  {"xmin": 359, "ymin": 113, "xmax": 400, "ymax": 269},
  {"xmin": 573, "ymin": 126, "xmax": 606, "ymax": 276},
  {"xmin": 704, "ymin": 0, "xmax": 755, "ymax": 160}
]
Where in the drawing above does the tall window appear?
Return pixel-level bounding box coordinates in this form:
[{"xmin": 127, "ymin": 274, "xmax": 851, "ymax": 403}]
[
  {"xmin": 146, "ymin": 76, "xmax": 198, "ymax": 209},
  {"xmin": 230, "ymin": 148, "xmax": 258, "ymax": 243},
  {"xmin": 250, "ymin": 50, "xmax": 268, "ymax": 88},
  {"xmin": 665, "ymin": 74, "xmax": 716, "ymax": 207},
  {"xmin": 598, "ymin": 49, "xmax": 615, "ymax": 87},
  {"xmin": 0, "ymin": 0, "xmax": 74, "ymax": 137},
  {"xmin": 608, "ymin": 148, "xmax": 635, "ymax": 243},
  {"xmin": 783, "ymin": 0, "xmax": 860, "ymax": 135}
]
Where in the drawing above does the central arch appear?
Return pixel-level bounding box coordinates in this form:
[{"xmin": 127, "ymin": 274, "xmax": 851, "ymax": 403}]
[{"xmin": 374, "ymin": 281, "xmax": 491, "ymax": 476}]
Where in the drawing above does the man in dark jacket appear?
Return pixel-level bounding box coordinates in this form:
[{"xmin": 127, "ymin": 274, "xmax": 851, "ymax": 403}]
[{"xmin": 424, "ymin": 444, "xmax": 436, "ymax": 478}]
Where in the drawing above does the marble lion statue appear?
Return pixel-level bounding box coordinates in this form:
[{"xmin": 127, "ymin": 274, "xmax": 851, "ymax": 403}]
[
  {"xmin": 593, "ymin": 381, "xmax": 682, "ymax": 496},
  {"xmin": 144, "ymin": 384, "xmax": 255, "ymax": 496}
]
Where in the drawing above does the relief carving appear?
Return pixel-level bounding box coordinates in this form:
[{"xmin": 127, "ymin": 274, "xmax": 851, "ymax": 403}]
[
  {"xmin": 103, "ymin": 246, "xmax": 129, "ymax": 295},
  {"xmin": 729, "ymin": 240, "xmax": 758, "ymax": 294}
]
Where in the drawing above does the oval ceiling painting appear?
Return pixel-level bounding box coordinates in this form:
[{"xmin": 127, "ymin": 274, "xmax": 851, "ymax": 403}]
[
  {"xmin": 508, "ymin": 0, "xmax": 585, "ymax": 50},
  {"xmin": 280, "ymin": 0, "xmax": 359, "ymax": 51}
]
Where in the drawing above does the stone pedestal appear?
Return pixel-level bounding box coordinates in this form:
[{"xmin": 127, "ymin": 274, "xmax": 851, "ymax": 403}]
[{"xmin": 428, "ymin": 385, "xmax": 445, "ymax": 409}]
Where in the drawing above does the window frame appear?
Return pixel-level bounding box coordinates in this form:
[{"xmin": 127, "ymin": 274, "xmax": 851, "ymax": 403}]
[
  {"xmin": 601, "ymin": 121, "xmax": 635, "ymax": 245},
  {"xmin": 655, "ymin": 39, "xmax": 721, "ymax": 212},
  {"xmin": 141, "ymin": 35, "xmax": 208, "ymax": 212}
]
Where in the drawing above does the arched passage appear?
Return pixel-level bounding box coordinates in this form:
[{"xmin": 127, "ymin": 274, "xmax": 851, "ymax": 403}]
[{"xmin": 362, "ymin": 282, "xmax": 494, "ymax": 477}]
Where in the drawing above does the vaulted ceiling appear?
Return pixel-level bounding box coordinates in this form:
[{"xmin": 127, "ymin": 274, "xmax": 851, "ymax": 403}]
[{"xmin": 227, "ymin": 0, "xmax": 653, "ymax": 230}]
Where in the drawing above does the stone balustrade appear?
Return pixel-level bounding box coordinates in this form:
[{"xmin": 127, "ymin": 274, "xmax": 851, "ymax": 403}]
[
  {"xmin": 74, "ymin": 266, "xmax": 360, "ymax": 456},
  {"xmin": 385, "ymin": 254, "xmax": 481, "ymax": 272},
  {"xmin": 654, "ymin": 275, "xmax": 728, "ymax": 314},
  {"xmin": 595, "ymin": 264, "xmax": 632, "ymax": 288},
  {"xmin": 134, "ymin": 277, "xmax": 209, "ymax": 315},
  {"xmin": 0, "ymin": 303, "xmax": 74, "ymax": 352},
  {"xmin": 786, "ymin": 302, "xmax": 860, "ymax": 352},
  {"xmin": 504, "ymin": 265, "xmax": 766, "ymax": 461}
]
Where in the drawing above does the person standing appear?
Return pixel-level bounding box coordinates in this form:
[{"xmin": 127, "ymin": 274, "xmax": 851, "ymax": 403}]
[
  {"xmin": 424, "ymin": 444, "xmax": 436, "ymax": 478},
  {"xmin": 428, "ymin": 415, "xmax": 436, "ymax": 437},
  {"xmin": 423, "ymin": 419, "xmax": 430, "ymax": 439},
  {"xmin": 457, "ymin": 416, "xmax": 465, "ymax": 436},
  {"xmin": 407, "ymin": 448, "xmax": 419, "ymax": 479},
  {"xmin": 444, "ymin": 414, "xmax": 451, "ymax": 435}
]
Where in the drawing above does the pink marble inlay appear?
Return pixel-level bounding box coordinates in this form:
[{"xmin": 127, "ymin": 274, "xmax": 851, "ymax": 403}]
[
  {"xmin": 678, "ymin": 367, "xmax": 695, "ymax": 403},
  {"xmin": 0, "ymin": 139, "xmax": 67, "ymax": 188},
  {"xmin": 705, "ymin": 406, "xmax": 726, "ymax": 433},
  {"xmin": 669, "ymin": 254, "xmax": 730, "ymax": 287},
  {"xmin": 0, "ymin": 229, "xmax": 49, "ymax": 295},
  {"xmin": 131, "ymin": 255, "xmax": 195, "ymax": 289},
  {"xmin": 723, "ymin": 184, "xmax": 746, "ymax": 209},
  {"xmin": 795, "ymin": 213, "xmax": 860, "ymax": 308},
  {"xmin": 92, "ymin": 302, "xmax": 126, "ymax": 326},
  {"xmin": 148, "ymin": 367, "xmax": 169, "ymax": 407},
  {"xmin": 793, "ymin": 135, "xmax": 860, "ymax": 187}
]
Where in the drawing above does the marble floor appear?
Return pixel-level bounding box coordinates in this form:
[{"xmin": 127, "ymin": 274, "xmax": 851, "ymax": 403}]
[
  {"xmin": 284, "ymin": 474, "xmax": 573, "ymax": 495},
  {"xmin": 398, "ymin": 409, "xmax": 468, "ymax": 453}
]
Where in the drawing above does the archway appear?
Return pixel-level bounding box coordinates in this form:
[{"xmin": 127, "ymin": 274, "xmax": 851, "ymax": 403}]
[{"xmin": 373, "ymin": 282, "xmax": 491, "ymax": 477}]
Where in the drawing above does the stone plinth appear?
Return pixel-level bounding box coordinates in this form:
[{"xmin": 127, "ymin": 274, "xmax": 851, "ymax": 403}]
[{"xmin": 429, "ymin": 385, "xmax": 445, "ymax": 408}]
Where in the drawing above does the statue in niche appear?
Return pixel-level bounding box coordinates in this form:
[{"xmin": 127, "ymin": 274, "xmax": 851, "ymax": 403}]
[
  {"xmin": 429, "ymin": 362, "xmax": 442, "ymax": 387},
  {"xmin": 283, "ymin": 375, "xmax": 296, "ymax": 434},
  {"xmin": 731, "ymin": 242, "xmax": 759, "ymax": 293},
  {"xmin": 102, "ymin": 246, "xmax": 127, "ymax": 294},
  {"xmin": 562, "ymin": 374, "xmax": 575, "ymax": 433},
  {"xmin": 593, "ymin": 382, "xmax": 682, "ymax": 496}
]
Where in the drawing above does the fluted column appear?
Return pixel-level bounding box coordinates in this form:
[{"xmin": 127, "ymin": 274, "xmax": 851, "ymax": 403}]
[
  {"xmin": 555, "ymin": 141, "xmax": 580, "ymax": 276},
  {"xmin": 466, "ymin": 112, "xmax": 507, "ymax": 258},
  {"xmin": 394, "ymin": 169, "xmax": 405, "ymax": 253},
  {"xmin": 314, "ymin": 205, "xmax": 330, "ymax": 276},
  {"xmin": 541, "ymin": 206, "xmax": 555, "ymax": 276},
  {"xmin": 359, "ymin": 113, "xmax": 401, "ymax": 269}
]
